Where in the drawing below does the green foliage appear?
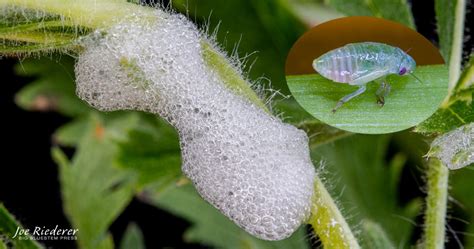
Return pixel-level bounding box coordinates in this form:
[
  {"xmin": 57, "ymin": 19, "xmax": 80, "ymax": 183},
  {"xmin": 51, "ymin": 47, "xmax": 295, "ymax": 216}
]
[
  {"xmin": 52, "ymin": 114, "xmax": 138, "ymax": 249},
  {"xmin": 415, "ymin": 55, "xmax": 474, "ymax": 134},
  {"xmin": 173, "ymin": 0, "xmax": 305, "ymax": 93},
  {"xmin": 325, "ymin": 0, "xmax": 415, "ymax": 28},
  {"xmin": 313, "ymin": 135, "xmax": 422, "ymax": 246},
  {"xmin": 147, "ymin": 184, "xmax": 310, "ymax": 249},
  {"xmin": 14, "ymin": 57, "xmax": 90, "ymax": 117},
  {"xmin": 450, "ymin": 165, "xmax": 474, "ymax": 247},
  {"xmin": 360, "ymin": 220, "xmax": 396, "ymax": 249},
  {"xmin": 435, "ymin": 0, "xmax": 458, "ymax": 62},
  {"xmin": 0, "ymin": 0, "xmax": 156, "ymax": 55},
  {"xmin": 0, "ymin": 6, "xmax": 85, "ymax": 55},
  {"xmin": 415, "ymin": 95, "xmax": 473, "ymax": 134},
  {"xmin": 457, "ymin": 54, "xmax": 474, "ymax": 90},
  {"xmin": 0, "ymin": 204, "xmax": 43, "ymax": 249},
  {"xmin": 119, "ymin": 223, "xmax": 145, "ymax": 249},
  {"xmin": 287, "ymin": 65, "xmax": 449, "ymax": 134},
  {"xmin": 53, "ymin": 118, "xmax": 89, "ymax": 147},
  {"xmin": 116, "ymin": 115, "xmax": 182, "ymax": 190}
]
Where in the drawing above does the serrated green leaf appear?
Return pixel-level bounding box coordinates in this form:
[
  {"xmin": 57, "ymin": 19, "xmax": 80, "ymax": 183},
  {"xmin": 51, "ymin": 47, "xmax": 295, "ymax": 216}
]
[
  {"xmin": 147, "ymin": 184, "xmax": 310, "ymax": 249},
  {"xmin": 53, "ymin": 118, "xmax": 88, "ymax": 147},
  {"xmin": 415, "ymin": 91, "xmax": 473, "ymax": 134},
  {"xmin": 0, "ymin": 204, "xmax": 43, "ymax": 249},
  {"xmin": 360, "ymin": 220, "xmax": 396, "ymax": 249},
  {"xmin": 288, "ymin": 65, "xmax": 448, "ymax": 134},
  {"xmin": 120, "ymin": 223, "xmax": 145, "ymax": 249},
  {"xmin": 325, "ymin": 0, "xmax": 415, "ymax": 28},
  {"xmin": 313, "ymin": 135, "xmax": 422, "ymax": 246},
  {"xmin": 52, "ymin": 113, "xmax": 139, "ymax": 249},
  {"xmin": 14, "ymin": 57, "xmax": 90, "ymax": 117},
  {"xmin": 116, "ymin": 114, "xmax": 182, "ymax": 190}
]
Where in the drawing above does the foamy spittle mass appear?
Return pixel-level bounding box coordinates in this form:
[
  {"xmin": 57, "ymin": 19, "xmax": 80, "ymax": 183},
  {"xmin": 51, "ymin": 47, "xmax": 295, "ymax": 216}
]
[
  {"xmin": 430, "ymin": 123, "xmax": 474, "ymax": 170},
  {"xmin": 75, "ymin": 12, "xmax": 315, "ymax": 240}
]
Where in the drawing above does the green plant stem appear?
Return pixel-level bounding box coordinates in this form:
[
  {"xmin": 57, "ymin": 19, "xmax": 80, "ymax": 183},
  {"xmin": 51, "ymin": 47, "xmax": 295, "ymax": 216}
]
[
  {"xmin": 0, "ymin": 0, "xmax": 156, "ymax": 29},
  {"xmin": 1, "ymin": 0, "xmax": 359, "ymax": 247},
  {"xmin": 443, "ymin": 0, "xmax": 466, "ymax": 104},
  {"xmin": 309, "ymin": 177, "xmax": 360, "ymax": 249},
  {"xmin": 423, "ymin": 158, "xmax": 449, "ymax": 249}
]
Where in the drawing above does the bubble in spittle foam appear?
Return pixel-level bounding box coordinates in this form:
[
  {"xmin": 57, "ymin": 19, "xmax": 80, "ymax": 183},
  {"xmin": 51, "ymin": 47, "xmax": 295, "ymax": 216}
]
[{"xmin": 75, "ymin": 12, "xmax": 315, "ymax": 240}]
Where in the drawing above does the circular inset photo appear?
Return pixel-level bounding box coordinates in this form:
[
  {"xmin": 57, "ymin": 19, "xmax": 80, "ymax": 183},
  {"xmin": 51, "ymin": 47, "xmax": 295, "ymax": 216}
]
[{"xmin": 285, "ymin": 16, "xmax": 448, "ymax": 134}]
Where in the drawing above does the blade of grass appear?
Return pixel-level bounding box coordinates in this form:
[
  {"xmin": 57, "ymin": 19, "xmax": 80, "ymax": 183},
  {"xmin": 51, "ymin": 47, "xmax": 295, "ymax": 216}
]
[{"xmin": 287, "ymin": 65, "xmax": 448, "ymax": 134}]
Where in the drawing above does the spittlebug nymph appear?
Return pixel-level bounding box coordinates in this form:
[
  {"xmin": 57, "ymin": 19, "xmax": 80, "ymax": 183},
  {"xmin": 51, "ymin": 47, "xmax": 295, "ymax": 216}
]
[{"xmin": 312, "ymin": 42, "xmax": 418, "ymax": 113}]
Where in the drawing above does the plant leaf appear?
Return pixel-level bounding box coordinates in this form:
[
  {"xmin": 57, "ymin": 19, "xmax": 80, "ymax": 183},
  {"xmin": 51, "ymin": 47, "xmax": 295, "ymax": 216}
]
[
  {"xmin": 14, "ymin": 57, "xmax": 90, "ymax": 117},
  {"xmin": 436, "ymin": 0, "xmax": 466, "ymax": 93},
  {"xmin": 52, "ymin": 113, "xmax": 139, "ymax": 249},
  {"xmin": 0, "ymin": 6, "xmax": 86, "ymax": 55},
  {"xmin": 287, "ymin": 65, "xmax": 448, "ymax": 134},
  {"xmin": 116, "ymin": 114, "xmax": 182, "ymax": 190},
  {"xmin": 456, "ymin": 54, "xmax": 474, "ymax": 90},
  {"xmin": 312, "ymin": 135, "xmax": 422, "ymax": 246},
  {"xmin": 415, "ymin": 88, "xmax": 473, "ymax": 134},
  {"xmin": 120, "ymin": 223, "xmax": 145, "ymax": 249},
  {"xmin": 0, "ymin": 204, "xmax": 43, "ymax": 249},
  {"xmin": 145, "ymin": 184, "xmax": 310, "ymax": 249},
  {"xmin": 0, "ymin": 0, "xmax": 156, "ymax": 55},
  {"xmin": 53, "ymin": 118, "xmax": 89, "ymax": 147},
  {"xmin": 325, "ymin": 0, "xmax": 415, "ymax": 28},
  {"xmin": 435, "ymin": 0, "xmax": 458, "ymax": 63},
  {"xmin": 360, "ymin": 220, "xmax": 396, "ymax": 249}
]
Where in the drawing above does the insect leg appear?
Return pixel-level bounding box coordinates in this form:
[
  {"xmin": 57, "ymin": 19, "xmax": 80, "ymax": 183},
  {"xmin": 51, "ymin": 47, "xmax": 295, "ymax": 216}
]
[
  {"xmin": 332, "ymin": 85, "xmax": 367, "ymax": 113},
  {"xmin": 376, "ymin": 78, "xmax": 391, "ymax": 106}
]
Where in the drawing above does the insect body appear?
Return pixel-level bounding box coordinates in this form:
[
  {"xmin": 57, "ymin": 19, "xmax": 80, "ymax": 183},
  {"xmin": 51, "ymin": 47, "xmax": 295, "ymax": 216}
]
[{"xmin": 312, "ymin": 42, "xmax": 416, "ymax": 112}]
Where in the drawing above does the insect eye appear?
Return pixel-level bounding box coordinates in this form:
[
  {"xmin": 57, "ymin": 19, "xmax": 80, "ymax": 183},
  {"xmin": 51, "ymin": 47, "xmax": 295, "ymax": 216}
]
[{"xmin": 399, "ymin": 67, "xmax": 407, "ymax": 75}]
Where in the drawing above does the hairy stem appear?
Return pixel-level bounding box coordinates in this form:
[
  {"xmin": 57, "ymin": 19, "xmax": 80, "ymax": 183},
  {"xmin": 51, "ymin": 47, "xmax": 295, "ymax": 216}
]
[
  {"xmin": 309, "ymin": 177, "xmax": 360, "ymax": 249},
  {"xmin": 422, "ymin": 158, "xmax": 449, "ymax": 249}
]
